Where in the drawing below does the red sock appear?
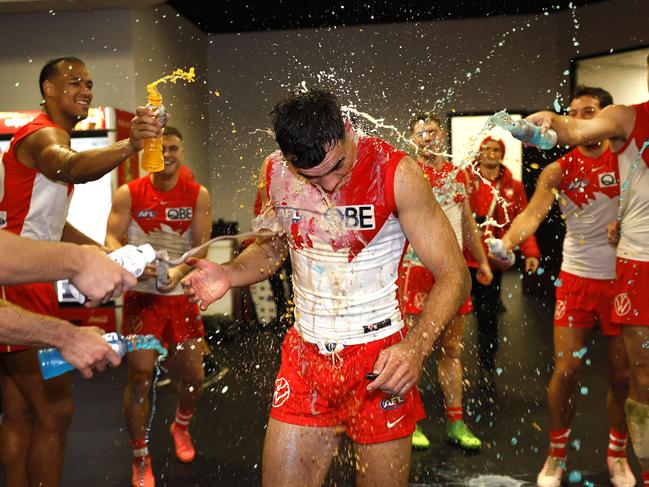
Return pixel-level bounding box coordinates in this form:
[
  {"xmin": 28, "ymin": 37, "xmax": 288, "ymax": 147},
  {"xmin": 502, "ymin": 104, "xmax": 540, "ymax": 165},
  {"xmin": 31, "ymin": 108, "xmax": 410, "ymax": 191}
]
[
  {"xmin": 642, "ymin": 471, "xmax": 649, "ymax": 486},
  {"xmin": 446, "ymin": 406, "xmax": 462, "ymax": 423},
  {"xmin": 131, "ymin": 438, "xmax": 149, "ymax": 464},
  {"xmin": 607, "ymin": 428, "xmax": 628, "ymax": 458},
  {"xmin": 174, "ymin": 408, "xmax": 193, "ymax": 431},
  {"xmin": 548, "ymin": 428, "xmax": 571, "ymax": 459}
]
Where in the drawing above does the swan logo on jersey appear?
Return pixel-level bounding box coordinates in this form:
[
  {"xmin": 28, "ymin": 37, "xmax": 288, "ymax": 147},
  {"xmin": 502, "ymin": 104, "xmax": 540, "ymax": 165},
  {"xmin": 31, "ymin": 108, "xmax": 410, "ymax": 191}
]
[
  {"xmin": 137, "ymin": 210, "xmax": 157, "ymax": 219},
  {"xmin": 272, "ymin": 377, "xmax": 290, "ymax": 408},
  {"xmin": 0, "ymin": 211, "xmax": 6, "ymax": 229},
  {"xmin": 327, "ymin": 205, "xmax": 375, "ymax": 230},
  {"xmin": 614, "ymin": 293, "xmax": 632, "ymax": 317},
  {"xmin": 598, "ymin": 172, "xmax": 617, "ymax": 187},
  {"xmin": 166, "ymin": 207, "xmax": 193, "ymax": 221},
  {"xmin": 380, "ymin": 395, "xmax": 405, "ymax": 410}
]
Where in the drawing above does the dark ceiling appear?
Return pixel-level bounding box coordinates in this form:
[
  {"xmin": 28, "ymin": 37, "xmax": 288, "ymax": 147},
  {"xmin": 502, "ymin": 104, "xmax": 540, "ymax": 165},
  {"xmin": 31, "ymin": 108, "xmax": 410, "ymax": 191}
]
[{"xmin": 167, "ymin": 0, "xmax": 607, "ymax": 34}]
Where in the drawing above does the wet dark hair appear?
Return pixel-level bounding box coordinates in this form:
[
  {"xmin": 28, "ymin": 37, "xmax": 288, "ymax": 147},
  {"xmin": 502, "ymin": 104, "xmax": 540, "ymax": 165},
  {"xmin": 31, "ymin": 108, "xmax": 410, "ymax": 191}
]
[
  {"xmin": 163, "ymin": 126, "xmax": 183, "ymax": 140},
  {"xmin": 270, "ymin": 90, "xmax": 345, "ymax": 169},
  {"xmin": 570, "ymin": 85, "xmax": 613, "ymax": 109},
  {"xmin": 39, "ymin": 56, "xmax": 85, "ymax": 97},
  {"xmin": 409, "ymin": 112, "xmax": 444, "ymax": 133}
]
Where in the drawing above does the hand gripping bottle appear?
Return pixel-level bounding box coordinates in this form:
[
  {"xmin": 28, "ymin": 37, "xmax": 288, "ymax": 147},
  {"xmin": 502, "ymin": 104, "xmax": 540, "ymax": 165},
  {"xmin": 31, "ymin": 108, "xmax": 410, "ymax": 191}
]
[
  {"xmin": 486, "ymin": 238, "xmax": 516, "ymax": 266},
  {"xmin": 39, "ymin": 333, "xmax": 168, "ymax": 380},
  {"xmin": 61, "ymin": 244, "xmax": 157, "ymax": 304},
  {"xmin": 140, "ymin": 92, "xmax": 167, "ymax": 173},
  {"xmin": 491, "ymin": 111, "xmax": 558, "ymax": 150},
  {"xmin": 39, "ymin": 332, "xmax": 129, "ymax": 380}
]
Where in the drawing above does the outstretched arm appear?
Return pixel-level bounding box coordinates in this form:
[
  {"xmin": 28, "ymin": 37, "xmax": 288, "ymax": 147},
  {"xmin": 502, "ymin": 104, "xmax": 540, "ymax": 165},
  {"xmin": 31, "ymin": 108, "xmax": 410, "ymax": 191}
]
[
  {"xmin": 18, "ymin": 106, "xmax": 161, "ymax": 184},
  {"xmin": 159, "ymin": 186, "xmax": 213, "ymax": 292},
  {"xmin": 526, "ymin": 104, "xmax": 634, "ymax": 148},
  {"xmin": 0, "ymin": 301, "xmax": 120, "ymax": 378},
  {"xmin": 502, "ymin": 161, "xmax": 562, "ymax": 251},
  {"xmin": 0, "ymin": 230, "xmax": 136, "ymax": 306},
  {"xmin": 367, "ymin": 156, "xmax": 470, "ymax": 396},
  {"xmin": 182, "ymin": 158, "xmax": 288, "ymax": 309}
]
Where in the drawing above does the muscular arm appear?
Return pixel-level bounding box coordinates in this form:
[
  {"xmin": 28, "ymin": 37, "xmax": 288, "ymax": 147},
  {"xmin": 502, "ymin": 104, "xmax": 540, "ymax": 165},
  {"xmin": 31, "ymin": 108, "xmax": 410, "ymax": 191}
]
[
  {"xmin": 462, "ymin": 200, "xmax": 488, "ymax": 266},
  {"xmin": 397, "ymin": 157, "xmax": 470, "ymax": 355},
  {"xmin": 528, "ymin": 105, "xmax": 634, "ymax": 148},
  {"xmin": 171, "ymin": 186, "xmax": 213, "ymax": 279},
  {"xmin": 367, "ymin": 156, "xmax": 470, "ymax": 395},
  {"xmin": 0, "ymin": 300, "xmax": 121, "ymax": 378},
  {"xmin": 17, "ymin": 107, "xmax": 159, "ymax": 184},
  {"xmin": 181, "ymin": 158, "xmax": 288, "ymax": 308},
  {"xmin": 502, "ymin": 162, "xmax": 562, "ymax": 250},
  {"xmin": 104, "ymin": 185, "xmax": 132, "ymax": 251},
  {"xmin": 0, "ymin": 299, "xmax": 77, "ymax": 348}
]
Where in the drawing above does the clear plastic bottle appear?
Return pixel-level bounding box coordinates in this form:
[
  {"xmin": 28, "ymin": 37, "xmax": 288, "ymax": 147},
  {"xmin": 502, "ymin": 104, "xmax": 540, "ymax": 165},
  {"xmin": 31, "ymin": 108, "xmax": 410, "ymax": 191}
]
[
  {"xmin": 39, "ymin": 332, "xmax": 129, "ymax": 380},
  {"xmin": 491, "ymin": 112, "xmax": 558, "ymax": 150},
  {"xmin": 62, "ymin": 244, "xmax": 157, "ymax": 304},
  {"xmin": 140, "ymin": 94, "xmax": 166, "ymax": 173},
  {"xmin": 156, "ymin": 259, "xmax": 170, "ymax": 290},
  {"xmin": 486, "ymin": 238, "xmax": 516, "ymax": 266}
]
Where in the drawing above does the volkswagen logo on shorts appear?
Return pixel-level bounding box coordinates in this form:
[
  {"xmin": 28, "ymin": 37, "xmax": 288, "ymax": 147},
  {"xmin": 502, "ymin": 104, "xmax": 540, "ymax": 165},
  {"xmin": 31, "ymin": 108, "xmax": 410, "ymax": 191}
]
[
  {"xmin": 614, "ymin": 293, "xmax": 632, "ymax": 317},
  {"xmin": 272, "ymin": 377, "xmax": 290, "ymax": 408},
  {"xmin": 380, "ymin": 395, "xmax": 405, "ymax": 410}
]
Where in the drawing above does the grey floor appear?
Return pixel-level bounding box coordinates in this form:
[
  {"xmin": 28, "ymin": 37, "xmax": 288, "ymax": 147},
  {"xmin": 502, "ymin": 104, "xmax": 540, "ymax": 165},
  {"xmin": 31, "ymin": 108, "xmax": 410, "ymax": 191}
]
[{"xmin": 11, "ymin": 270, "xmax": 639, "ymax": 486}]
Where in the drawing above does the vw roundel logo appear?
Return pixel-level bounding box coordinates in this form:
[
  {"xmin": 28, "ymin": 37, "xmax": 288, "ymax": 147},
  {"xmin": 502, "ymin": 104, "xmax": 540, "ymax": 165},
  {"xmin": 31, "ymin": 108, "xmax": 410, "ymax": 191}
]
[
  {"xmin": 272, "ymin": 377, "xmax": 290, "ymax": 408},
  {"xmin": 554, "ymin": 300, "xmax": 567, "ymax": 320},
  {"xmin": 614, "ymin": 293, "xmax": 632, "ymax": 317}
]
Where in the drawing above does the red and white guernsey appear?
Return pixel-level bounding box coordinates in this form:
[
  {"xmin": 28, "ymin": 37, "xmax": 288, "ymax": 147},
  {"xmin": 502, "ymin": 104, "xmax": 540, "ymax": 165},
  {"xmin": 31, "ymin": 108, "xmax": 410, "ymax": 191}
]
[
  {"xmin": 557, "ymin": 147, "xmax": 620, "ymax": 279},
  {"xmin": 255, "ymin": 137, "xmax": 408, "ymax": 346},
  {"xmin": 0, "ymin": 113, "xmax": 73, "ymax": 240},
  {"xmin": 403, "ymin": 160, "xmax": 466, "ymax": 267},
  {"xmin": 127, "ymin": 170, "xmax": 200, "ymax": 295},
  {"xmin": 615, "ymin": 101, "xmax": 649, "ymax": 262}
]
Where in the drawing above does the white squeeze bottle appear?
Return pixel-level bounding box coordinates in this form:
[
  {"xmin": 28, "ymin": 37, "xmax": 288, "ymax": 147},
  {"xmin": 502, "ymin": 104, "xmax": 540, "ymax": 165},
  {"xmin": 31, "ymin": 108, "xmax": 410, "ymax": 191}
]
[{"xmin": 61, "ymin": 244, "xmax": 157, "ymax": 304}]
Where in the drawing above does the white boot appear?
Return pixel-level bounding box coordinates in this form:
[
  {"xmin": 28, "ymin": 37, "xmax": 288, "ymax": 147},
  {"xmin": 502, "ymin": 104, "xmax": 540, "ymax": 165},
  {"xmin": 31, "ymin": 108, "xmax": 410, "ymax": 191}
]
[
  {"xmin": 536, "ymin": 455, "xmax": 566, "ymax": 487},
  {"xmin": 607, "ymin": 456, "xmax": 636, "ymax": 487}
]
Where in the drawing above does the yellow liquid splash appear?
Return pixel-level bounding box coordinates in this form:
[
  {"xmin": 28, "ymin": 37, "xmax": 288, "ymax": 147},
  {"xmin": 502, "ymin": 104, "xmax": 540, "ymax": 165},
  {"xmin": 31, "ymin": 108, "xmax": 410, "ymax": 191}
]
[
  {"xmin": 146, "ymin": 67, "xmax": 196, "ymax": 101},
  {"xmin": 140, "ymin": 67, "xmax": 196, "ymax": 173}
]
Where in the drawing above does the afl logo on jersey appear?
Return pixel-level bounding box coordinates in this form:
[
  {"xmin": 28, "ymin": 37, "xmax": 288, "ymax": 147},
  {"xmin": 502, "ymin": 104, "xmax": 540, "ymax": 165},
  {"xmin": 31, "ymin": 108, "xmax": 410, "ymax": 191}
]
[
  {"xmin": 328, "ymin": 205, "xmax": 376, "ymax": 230},
  {"xmin": 166, "ymin": 207, "xmax": 193, "ymax": 221},
  {"xmin": 136, "ymin": 210, "xmax": 157, "ymax": 219},
  {"xmin": 598, "ymin": 172, "xmax": 617, "ymax": 187},
  {"xmin": 567, "ymin": 179, "xmax": 589, "ymax": 191}
]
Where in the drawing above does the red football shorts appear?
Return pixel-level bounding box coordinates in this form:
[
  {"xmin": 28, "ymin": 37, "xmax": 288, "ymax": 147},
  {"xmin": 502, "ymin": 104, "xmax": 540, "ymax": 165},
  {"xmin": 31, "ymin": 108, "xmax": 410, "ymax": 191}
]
[
  {"xmin": 0, "ymin": 282, "xmax": 59, "ymax": 353},
  {"xmin": 399, "ymin": 263, "xmax": 472, "ymax": 316},
  {"xmin": 270, "ymin": 326, "xmax": 425, "ymax": 445},
  {"xmin": 122, "ymin": 291, "xmax": 204, "ymax": 346},
  {"xmin": 553, "ymin": 270, "xmax": 619, "ymax": 336},
  {"xmin": 611, "ymin": 258, "xmax": 649, "ymax": 326}
]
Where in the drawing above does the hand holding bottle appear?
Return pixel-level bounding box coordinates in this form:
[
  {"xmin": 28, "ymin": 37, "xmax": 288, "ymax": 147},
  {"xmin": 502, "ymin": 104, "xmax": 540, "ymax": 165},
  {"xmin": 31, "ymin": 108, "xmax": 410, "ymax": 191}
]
[
  {"xmin": 62, "ymin": 244, "xmax": 157, "ymax": 304},
  {"xmin": 39, "ymin": 332, "xmax": 167, "ymax": 380},
  {"xmin": 129, "ymin": 106, "xmax": 166, "ymax": 152},
  {"xmin": 69, "ymin": 245, "xmax": 137, "ymax": 307},
  {"xmin": 56, "ymin": 327, "xmax": 121, "ymax": 379},
  {"xmin": 492, "ymin": 111, "xmax": 557, "ymax": 150},
  {"xmin": 486, "ymin": 238, "xmax": 516, "ymax": 268}
]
